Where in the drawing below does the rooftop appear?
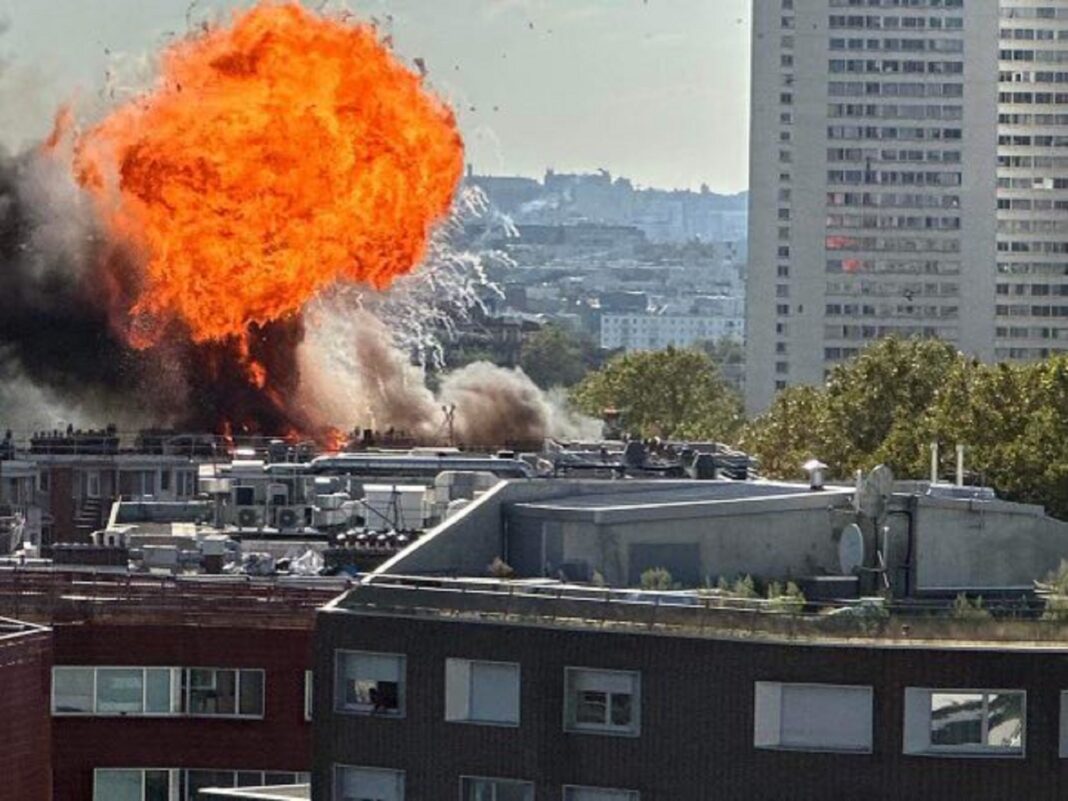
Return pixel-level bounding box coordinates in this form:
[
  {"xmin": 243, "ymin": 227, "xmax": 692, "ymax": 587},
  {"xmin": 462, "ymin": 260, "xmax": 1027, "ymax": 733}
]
[
  {"xmin": 0, "ymin": 567, "xmax": 348, "ymax": 628},
  {"xmin": 0, "ymin": 615, "xmax": 49, "ymax": 642}
]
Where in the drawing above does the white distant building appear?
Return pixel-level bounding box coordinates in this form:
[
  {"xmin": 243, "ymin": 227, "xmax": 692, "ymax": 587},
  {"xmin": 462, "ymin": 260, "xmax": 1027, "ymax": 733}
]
[
  {"xmin": 600, "ymin": 298, "xmax": 744, "ymax": 351},
  {"xmin": 746, "ymin": 0, "xmax": 1001, "ymax": 414}
]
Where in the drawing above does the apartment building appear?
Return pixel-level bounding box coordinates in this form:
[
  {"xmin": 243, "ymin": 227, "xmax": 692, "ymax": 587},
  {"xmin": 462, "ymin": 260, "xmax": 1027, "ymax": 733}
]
[
  {"xmin": 312, "ymin": 577, "xmax": 1068, "ymax": 801},
  {"xmin": 996, "ymin": 2, "xmax": 1068, "ymax": 358},
  {"xmin": 0, "ymin": 569, "xmax": 345, "ymax": 801},
  {"xmin": 746, "ymin": 0, "xmax": 1000, "ymax": 413}
]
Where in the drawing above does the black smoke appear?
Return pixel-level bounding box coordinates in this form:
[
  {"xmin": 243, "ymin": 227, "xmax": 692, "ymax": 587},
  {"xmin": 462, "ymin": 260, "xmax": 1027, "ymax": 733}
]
[{"xmin": 0, "ymin": 145, "xmax": 312, "ymax": 435}]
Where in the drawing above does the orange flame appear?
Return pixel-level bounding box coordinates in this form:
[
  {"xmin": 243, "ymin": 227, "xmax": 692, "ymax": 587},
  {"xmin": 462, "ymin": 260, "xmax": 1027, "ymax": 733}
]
[{"xmin": 73, "ymin": 2, "xmax": 463, "ymax": 347}]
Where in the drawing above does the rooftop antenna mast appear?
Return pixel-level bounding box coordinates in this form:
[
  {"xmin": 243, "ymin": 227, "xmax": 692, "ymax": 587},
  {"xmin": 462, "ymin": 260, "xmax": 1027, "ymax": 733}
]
[{"xmin": 442, "ymin": 404, "xmax": 456, "ymax": 447}]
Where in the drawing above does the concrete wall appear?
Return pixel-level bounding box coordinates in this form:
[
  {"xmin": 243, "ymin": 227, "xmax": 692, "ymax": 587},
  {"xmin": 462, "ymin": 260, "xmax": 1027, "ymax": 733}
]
[
  {"xmin": 913, "ymin": 496, "xmax": 1068, "ymax": 592},
  {"xmin": 508, "ymin": 491, "xmax": 853, "ymax": 587},
  {"xmin": 374, "ymin": 481, "xmax": 738, "ymax": 579}
]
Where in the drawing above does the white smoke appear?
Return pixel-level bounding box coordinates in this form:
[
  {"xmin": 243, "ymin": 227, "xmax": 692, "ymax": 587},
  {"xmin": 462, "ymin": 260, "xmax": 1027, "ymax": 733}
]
[{"xmin": 296, "ymin": 185, "xmax": 601, "ymax": 445}]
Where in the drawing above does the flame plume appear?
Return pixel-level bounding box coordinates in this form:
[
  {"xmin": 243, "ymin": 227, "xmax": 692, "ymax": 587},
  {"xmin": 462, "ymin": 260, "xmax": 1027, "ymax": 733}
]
[{"xmin": 72, "ymin": 1, "xmax": 463, "ymax": 347}]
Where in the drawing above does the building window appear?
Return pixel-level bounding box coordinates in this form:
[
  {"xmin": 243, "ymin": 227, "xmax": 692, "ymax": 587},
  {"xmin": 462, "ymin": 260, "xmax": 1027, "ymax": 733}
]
[
  {"xmin": 563, "ymin": 787, "xmax": 639, "ymax": 801},
  {"xmin": 184, "ymin": 668, "xmax": 264, "ymax": 717},
  {"xmin": 460, "ymin": 777, "xmax": 533, "ymax": 801},
  {"xmin": 904, "ymin": 689, "xmax": 1025, "ymax": 756},
  {"xmin": 305, "ymin": 670, "xmax": 314, "ymax": 722},
  {"xmin": 564, "ymin": 667, "xmax": 640, "ymax": 737},
  {"xmin": 754, "ymin": 682, "xmax": 873, "ymax": 752},
  {"xmin": 53, "ymin": 667, "xmax": 261, "ymax": 717},
  {"xmin": 94, "ymin": 769, "xmax": 170, "ymax": 801},
  {"xmin": 97, "ymin": 668, "xmax": 150, "ymax": 714},
  {"xmin": 335, "ymin": 651, "xmax": 405, "ymax": 716},
  {"xmin": 53, "ymin": 667, "xmax": 95, "ymax": 713},
  {"xmin": 446, "ymin": 659, "xmax": 520, "ymax": 726},
  {"xmin": 334, "ymin": 766, "xmax": 404, "ymax": 801}
]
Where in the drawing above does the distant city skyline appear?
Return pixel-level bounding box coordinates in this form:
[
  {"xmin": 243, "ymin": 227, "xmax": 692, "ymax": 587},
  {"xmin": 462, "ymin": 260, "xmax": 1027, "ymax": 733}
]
[{"xmin": 0, "ymin": 0, "xmax": 751, "ymax": 192}]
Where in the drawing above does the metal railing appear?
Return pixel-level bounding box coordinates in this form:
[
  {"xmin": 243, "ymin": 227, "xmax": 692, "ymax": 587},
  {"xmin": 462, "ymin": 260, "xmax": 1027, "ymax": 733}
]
[{"xmin": 0, "ymin": 567, "xmax": 352, "ymax": 625}]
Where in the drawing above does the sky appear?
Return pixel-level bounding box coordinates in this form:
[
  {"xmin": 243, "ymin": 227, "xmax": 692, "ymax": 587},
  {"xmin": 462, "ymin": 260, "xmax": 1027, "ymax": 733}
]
[{"xmin": 0, "ymin": 0, "xmax": 751, "ymax": 193}]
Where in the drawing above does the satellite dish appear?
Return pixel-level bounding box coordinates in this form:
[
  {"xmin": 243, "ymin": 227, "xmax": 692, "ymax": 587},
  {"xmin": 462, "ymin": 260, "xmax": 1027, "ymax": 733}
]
[
  {"xmin": 857, "ymin": 464, "xmax": 894, "ymax": 520},
  {"xmin": 838, "ymin": 523, "xmax": 866, "ymax": 575}
]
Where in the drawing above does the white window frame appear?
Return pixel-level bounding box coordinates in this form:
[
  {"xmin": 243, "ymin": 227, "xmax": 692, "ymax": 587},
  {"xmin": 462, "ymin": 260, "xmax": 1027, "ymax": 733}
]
[
  {"xmin": 52, "ymin": 666, "xmax": 264, "ymax": 719},
  {"xmin": 333, "ymin": 764, "xmax": 405, "ymax": 801},
  {"xmin": 562, "ymin": 785, "xmax": 640, "ymax": 801},
  {"xmin": 753, "ymin": 681, "xmax": 874, "ymax": 753},
  {"xmin": 445, "ymin": 658, "xmax": 521, "ymax": 727},
  {"xmin": 334, "ymin": 650, "xmax": 406, "ymax": 717},
  {"xmin": 563, "ymin": 667, "xmax": 641, "ymax": 737},
  {"xmin": 903, "ymin": 687, "xmax": 1026, "ymax": 758},
  {"xmin": 459, "ymin": 775, "xmax": 534, "ymax": 801}
]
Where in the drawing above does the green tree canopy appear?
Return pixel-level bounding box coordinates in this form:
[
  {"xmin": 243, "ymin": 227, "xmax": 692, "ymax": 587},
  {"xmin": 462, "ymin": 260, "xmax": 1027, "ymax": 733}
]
[
  {"xmin": 571, "ymin": 346, "xmax": 743, "ymax": 440},
  {"xmin": 741, "ymin": 337, "xmax": 1068, "ymax": 519}
]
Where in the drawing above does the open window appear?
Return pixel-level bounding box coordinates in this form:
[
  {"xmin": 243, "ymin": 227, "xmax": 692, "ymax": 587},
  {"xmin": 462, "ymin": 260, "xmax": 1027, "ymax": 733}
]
[{"xmin": 335, "ymin": 651, "xmax": 405, "ymax": 716}]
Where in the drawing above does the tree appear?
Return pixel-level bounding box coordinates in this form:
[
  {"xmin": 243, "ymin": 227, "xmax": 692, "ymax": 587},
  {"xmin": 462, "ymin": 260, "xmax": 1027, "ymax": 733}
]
[
  {"xmin": 518, "ymin": 325, "xmax": 590, "ymax": 389},
  {"xmin": 571, "ymin": 346, "xmax": 742, "ymax": 440},
  {"xmin": 741, "ymin": 338, "xmax": 964, "ymax": 479},
  {"xmin": 742, "ymin": 337, "xmax": 1068, "ymax": 519}
]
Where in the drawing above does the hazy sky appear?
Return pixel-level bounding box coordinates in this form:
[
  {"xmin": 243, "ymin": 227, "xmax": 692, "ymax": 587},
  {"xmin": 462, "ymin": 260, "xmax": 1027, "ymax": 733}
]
[{"xmin": 0, "ymin": 0, "xmax": 751, "ymax": 192}]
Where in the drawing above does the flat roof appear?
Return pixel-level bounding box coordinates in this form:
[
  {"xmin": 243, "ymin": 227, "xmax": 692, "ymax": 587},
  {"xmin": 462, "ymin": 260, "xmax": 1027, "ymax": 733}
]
[{"xmin": 512, "ymin": 481, "xmax": 840, "ymax": 511}]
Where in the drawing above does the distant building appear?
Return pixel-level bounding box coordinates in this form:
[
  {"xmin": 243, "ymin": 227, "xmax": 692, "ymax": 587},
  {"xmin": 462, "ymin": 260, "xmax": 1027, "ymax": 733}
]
[
  {"xmin": 746, "ymin": 1, "xmax": 1000, "ymax": 413},
  {"xmin": 467, "ymin": 169, "xmax": 747, "ymax": 244},
  {"xmin": 600, "ymin": 297, "xmax": 744, "ymax": 352},
  {"xmin": 600, "ymin": 310, "xmax": 743, "ymax": 352}
]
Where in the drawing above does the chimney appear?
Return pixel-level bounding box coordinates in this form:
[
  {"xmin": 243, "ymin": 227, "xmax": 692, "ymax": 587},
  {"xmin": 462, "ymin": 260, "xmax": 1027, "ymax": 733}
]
[{"xmin": 803, "ymin": 459, "xmax": 827, "ymax": 491}]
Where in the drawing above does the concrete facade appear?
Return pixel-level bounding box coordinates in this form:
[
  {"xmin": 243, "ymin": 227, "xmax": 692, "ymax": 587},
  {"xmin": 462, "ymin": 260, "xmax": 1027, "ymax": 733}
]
[
  {"xmin": 995, "ymin": 1, "xmax": 1068, "ymax": 360},
  {"xmin": 747, "ymin": 0, "xmax": 1000, "ymax": 413},
  {"xmin": 376, "ymin": 477, "xmax": 1068, "ymax": 596}
]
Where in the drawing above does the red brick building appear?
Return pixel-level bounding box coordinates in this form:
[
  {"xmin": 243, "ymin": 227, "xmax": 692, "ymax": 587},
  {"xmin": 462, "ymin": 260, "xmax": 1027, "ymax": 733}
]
[
  {"xmin": 0, "ymin": 618, "xmax": 52, "ymax": 801},
  {"xmin": 0, "ymin": 569, "xmax": 345, "ymax": 801}
]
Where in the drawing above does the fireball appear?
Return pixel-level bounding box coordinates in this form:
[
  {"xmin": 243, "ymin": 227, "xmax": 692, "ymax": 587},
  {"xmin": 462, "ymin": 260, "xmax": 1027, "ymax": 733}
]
[{"xmin": 73, "ymin": 1, "xmax": 464, "ymax": 347}]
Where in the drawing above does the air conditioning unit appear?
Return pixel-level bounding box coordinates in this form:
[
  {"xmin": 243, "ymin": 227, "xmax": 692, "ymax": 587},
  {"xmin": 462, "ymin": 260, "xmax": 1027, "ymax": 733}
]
[
  {"xmin": 274, "ymin": 506, "xmax": 304, "ymax": 531},
  {"xmin": 235, "ymin": 507, "xmax": 265, "ymax": 530}
]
